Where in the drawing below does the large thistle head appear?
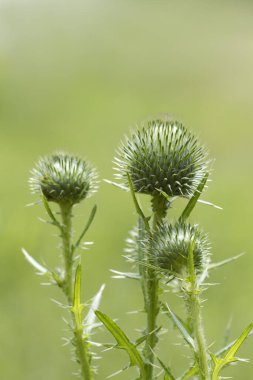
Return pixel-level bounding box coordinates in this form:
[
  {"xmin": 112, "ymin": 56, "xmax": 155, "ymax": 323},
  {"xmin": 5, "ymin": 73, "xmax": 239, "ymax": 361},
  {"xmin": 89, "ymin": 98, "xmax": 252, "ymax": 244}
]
[
  {"xmin": 29, "ymin": 152, "xmax": 98, "ymax": 206},
  {"xmin": 114, "ymin": 119, "xmax": 208, "ymax": 199},
  {"xmin": 151, "ymin": 222, "xmax": 210, "ymax": 277}
]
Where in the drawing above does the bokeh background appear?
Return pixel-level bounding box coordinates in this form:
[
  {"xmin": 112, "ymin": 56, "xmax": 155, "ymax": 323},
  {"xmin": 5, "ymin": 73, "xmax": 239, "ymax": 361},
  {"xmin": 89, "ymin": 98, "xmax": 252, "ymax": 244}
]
[{"xmin": 0, "ymin": 1, "xmax": 253, "ymax": 379}]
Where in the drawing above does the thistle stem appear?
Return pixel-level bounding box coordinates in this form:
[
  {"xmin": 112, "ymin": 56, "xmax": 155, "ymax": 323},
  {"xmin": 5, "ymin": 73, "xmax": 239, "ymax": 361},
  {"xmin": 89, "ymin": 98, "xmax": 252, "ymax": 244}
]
[
  {"xmin": 59, "ymin": 203, "xmax": 93, "ymax": 380},
  {"xmin": 187, "ymin": 262, "xmax": 209, "ymax": 380},
  {"xmin": 142, "ymin": 196, "xmax": 166, "ymax": 379},
  {"xmin": 143, "ymin": 263, "xmax": 159, "ymax": 379},
  {"xmin": 72, "ymin": 305, "xmax": 92, "ymax": 380},
  {"xmin": 60, "ymin": 203, "xmax": 73, "ymax": 304}
]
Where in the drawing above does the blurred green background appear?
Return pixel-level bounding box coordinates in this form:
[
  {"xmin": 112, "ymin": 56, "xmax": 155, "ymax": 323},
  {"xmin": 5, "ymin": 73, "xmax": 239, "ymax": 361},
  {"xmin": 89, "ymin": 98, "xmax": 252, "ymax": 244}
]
[{"xmin": 0, "ymin": 1, "xmax": 253, "ymax": 379}]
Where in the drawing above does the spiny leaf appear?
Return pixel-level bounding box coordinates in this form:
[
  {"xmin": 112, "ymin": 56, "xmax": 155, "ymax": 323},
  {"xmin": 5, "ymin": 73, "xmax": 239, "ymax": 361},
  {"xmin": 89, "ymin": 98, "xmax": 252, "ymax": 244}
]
[
  {"xmin": 84, "ymin": 284, "xmax": 105, "ymax": 335},
  {"xmin": 179, "ymin": 173, "xmax": 208, "ymax": 222},
  {"xmin": 95, "ymin": 310, "xmax": 145, "ymax": 374},
  {"xmin": 73, "ymin": 204, "xmax": 97, "ymax": 253},
  {"xmin": 223, "ymin": 323, "xmax": 253, "ymax": 361},
  {"xmin": 211, "ymin": 322, "xmax": 253, "ymax": 379},
  {"xmin": 110, "ymin": 269, "xmax": 140, "ymax": 280},
  {"xmin": 165, "ymin": 304, "xmax": 196, "ymax": 350},
  {"xmin": 104, "ymin": 179, "xmax": 129, "ymax": 191},
  {"xmin": 197, "ymin": 199, "xmax": 223, "ymax": 210},
  {"xmin": 22, "ymin": 248, "xmax": 48, "ymax": 275},
  {"xmin": 208, "ymin": 253, "xmax": 244, "ymax": 271}
]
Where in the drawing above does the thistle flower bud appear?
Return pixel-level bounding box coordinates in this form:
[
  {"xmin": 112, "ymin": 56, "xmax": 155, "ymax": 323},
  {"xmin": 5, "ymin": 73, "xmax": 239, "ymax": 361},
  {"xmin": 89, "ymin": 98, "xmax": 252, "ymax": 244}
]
[
  {"xmin": 114, "ymin": 119, "xmax": 208, "ymax": 198},
  {"xmin": 29, "ymin": 152, "xmax": 98, "ymax": 205},
  {"xmin": 151, "ymin": 222, "xmax": 210, "ymax": 276}
]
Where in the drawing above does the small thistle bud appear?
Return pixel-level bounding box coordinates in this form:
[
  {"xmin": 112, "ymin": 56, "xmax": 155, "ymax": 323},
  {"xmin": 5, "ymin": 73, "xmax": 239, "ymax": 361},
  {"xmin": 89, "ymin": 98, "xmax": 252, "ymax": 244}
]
[
  {"xmin": 114, "ymin": 119, "xmax": 208, "ymax": 198},
  {"xmin": 29, "ymin": 152, "xmax": 98, "ymax": 205},
  {"xmin": 151, "ymin": 222, "xmax": 210, "ymax": 276}
]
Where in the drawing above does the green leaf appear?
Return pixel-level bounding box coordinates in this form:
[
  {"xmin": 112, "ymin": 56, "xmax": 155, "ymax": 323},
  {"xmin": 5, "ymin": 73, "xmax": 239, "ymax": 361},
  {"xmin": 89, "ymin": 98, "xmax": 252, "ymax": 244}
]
[
  {"xmin": 73, "ymin": 204, "xmax": 97, "ymax": 253},
  {"xmin": 95, "ymin": 310, "xmax": 145, "ymax": 374},
  {"xmin": 179, "ymin": 173, "xmax": 208, "ymax": 222},
  {"xmin": 165, "ymin": 304, "xmax": 196, "ymax": 351},
  {"xmin": 71, "ymin": 264, "xmax": 84, "ymax": 324},
  {"xmin": 42, "ymin": 195, "xmax": 62, "ymax": 229},
  {"xmin": 211, "ymin": 322, "xmax": 253, "ymax": 379},
  {"xmin": 127, "ymin": 173, "xmax": 151, "ymax": 235}
]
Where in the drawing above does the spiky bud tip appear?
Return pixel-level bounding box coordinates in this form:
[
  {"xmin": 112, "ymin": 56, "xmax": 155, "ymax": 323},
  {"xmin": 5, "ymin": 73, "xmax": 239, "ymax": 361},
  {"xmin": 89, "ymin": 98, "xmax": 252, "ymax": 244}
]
[
  {"xmin": 29, "ymin": 152, "xmax": 98, "ymax": 205},
  {"xmin": 114, "ymin": 119, "xmax": 208, "ymax": 198}
]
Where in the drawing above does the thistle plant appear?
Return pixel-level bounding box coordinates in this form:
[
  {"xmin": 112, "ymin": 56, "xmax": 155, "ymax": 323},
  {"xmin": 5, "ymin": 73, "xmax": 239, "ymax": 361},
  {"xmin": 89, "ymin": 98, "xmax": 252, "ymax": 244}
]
[
  {"xmin": 95, "ymin": 118, "xmax": 253, "ymax": 380},
  {"xmin": 23, "ymin": 123, "xmax": 253, "ymax": 380},
  {"xmin": 23, "ymin": 152, "xmax": 103, "ymax": 380}
]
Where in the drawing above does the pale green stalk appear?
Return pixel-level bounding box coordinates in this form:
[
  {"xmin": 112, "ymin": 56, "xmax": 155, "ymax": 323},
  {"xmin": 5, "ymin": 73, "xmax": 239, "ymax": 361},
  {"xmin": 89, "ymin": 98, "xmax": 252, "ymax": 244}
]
[
  {"xmin": 142, "ymin": 195, "xmax": 167, "ymax": 379},
  {"xmin": 187, "ymin": 243, "xmax": 209, "ymax": 380},
  {"xmin": 59, "ymin": 203, "xmax": 93, "ymax": 380},
  {"xmin": 60, "ymin": 203, "xmax": 74, "ymax": 304}
]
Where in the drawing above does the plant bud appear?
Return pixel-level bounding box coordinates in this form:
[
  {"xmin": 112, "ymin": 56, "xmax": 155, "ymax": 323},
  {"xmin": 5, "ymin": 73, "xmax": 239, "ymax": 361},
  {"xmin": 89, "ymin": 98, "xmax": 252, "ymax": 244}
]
[
  {"xmin": 151, "ymin": 222, "xmax": 210, "ymax": 276},
  {"xmin": 30, "ymin": 152, "xmax": 98, "ymax": 205},
  {"xmin": 114, "ymin": 119, "xmax": 208, "ymax": 198}
]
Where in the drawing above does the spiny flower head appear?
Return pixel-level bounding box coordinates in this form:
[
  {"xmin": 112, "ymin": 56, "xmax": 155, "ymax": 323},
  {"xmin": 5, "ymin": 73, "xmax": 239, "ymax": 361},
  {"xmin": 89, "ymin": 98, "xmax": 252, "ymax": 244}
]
[
  {"xmin": 30, "ymin": 152, "xmax": 98, "ymax": 205},
  {"xmin": 114, "ymin": 119, "xmax": 208, "ymax": 198},
  {"xmin": 151, "ymin": 222, "xmax": 210, "ymax": 276}
]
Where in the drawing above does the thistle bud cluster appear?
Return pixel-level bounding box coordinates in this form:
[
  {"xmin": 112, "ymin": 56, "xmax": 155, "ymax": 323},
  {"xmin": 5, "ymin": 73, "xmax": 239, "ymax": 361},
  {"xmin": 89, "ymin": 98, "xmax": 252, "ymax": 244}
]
[{"xmin": 116, "ymin": 118, "xmax": 210, "ymax": 278}]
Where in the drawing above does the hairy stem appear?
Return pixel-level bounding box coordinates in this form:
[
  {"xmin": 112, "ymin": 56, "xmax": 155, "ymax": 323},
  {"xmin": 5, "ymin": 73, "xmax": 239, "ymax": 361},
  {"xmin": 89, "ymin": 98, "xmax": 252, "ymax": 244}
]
[
  {"xmin": 72, "ymin": 327, "xmax": 92, "ymax": 380},
  {"xmin": 187, "ymin": 250, "xmax": 209, "ymax": 380},
  {"xmin": 71, "ymin": 274, "xmax": 93, "ymax": 380},
  {"xmin": 60, "ymin": 203, "xmax": 73, "ymax": 304},
  {"xmin": 60, "ymin": 203, "xmax": 93, "ymax": 380},
  {"xmin": 189, "ymin": 290, "xmax": 209, "ymax": 379},
  {"xmin": 143, "ymin": 263, "xmax": 159, "ymax": 379},
  {"xmin": 142, "ymin": 195, "xmax": 167, "ymax": 379}
]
